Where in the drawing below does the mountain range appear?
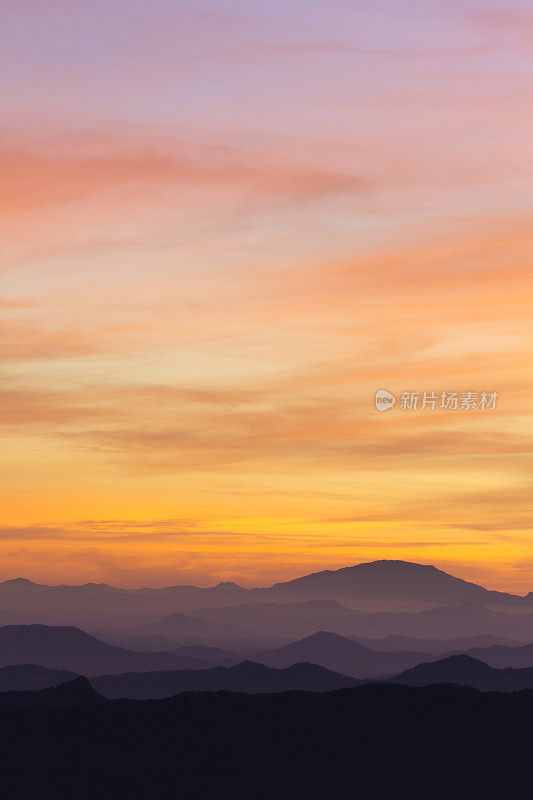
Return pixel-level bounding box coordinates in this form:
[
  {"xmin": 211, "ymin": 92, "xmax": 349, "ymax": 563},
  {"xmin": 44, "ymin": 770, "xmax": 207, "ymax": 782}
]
[
  {"xmin": 0, "ymin": 663, "xmax": 77, "ymax": 691},
  {"xmin": 0, "ymin": 676, "xmax": 101, "ymax": 706},
  {"xmin": 2, "ymin": 624, "xmax": 533, "ymax": 681},
  {"xmin": 249, "ymin": 630, "xmax": 533, "ymax": 675},
  {"xmin": 3, "ymin": 649, "xmax": 533, "ymax": 698},
  {"xmin": 91, "ymin": 660, "xmax": 361, "ymax": 699},
  {"xmin": 173, "ymin": 599, "xmax": 533, "ymax": 641},
  {"xmin": 87, "ymin": 655, "xmax": 533, "ymax": 698},
  {"xmin": 0, "ymin": 560, "xmax": 531, "ymax": 631},
  {"xmin": 350, "ymin": 633, "xmax": 520, "ymax": 652},
  {"xmin": 465, "ymin": 641, "xmax": 533, "ymax": 669},
  {"xmin": 389, "ymin": 654, "xmax": 533, "ymax": 691},
  {"xmin": 0, "ymin": 625, "xmax": 431, "ymax": 679},
  {"xmin": 251, "ymin": 630, "xmax": 433, "ymax": 677},
  {"xmin": 0, "ymin": 625, "xmax": 219, "ymax": 676}
]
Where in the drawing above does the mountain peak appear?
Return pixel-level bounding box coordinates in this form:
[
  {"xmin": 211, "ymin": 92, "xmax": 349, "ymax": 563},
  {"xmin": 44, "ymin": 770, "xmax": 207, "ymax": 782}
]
[
  {"xmin": 392, "ymin": 654, "xmax": 494, "ymax": 687},
  {"xmin": 210, "ymin": 581, "xmax": 244, "ymax": 591},
  {"xmin": 269, "ymin": 559, "xmax": 493, "ymax": 605},
  {"xmin": 232, "ymin": 660, "xmax": 271, "ymax": 672},
  {"xmin": 361, "ymin": 560, "xmax": 440, "ymax": 571},
  {"xmin": 0, "ymin": 578, "xmax": 43, "ymax": 593},
  {"xmin": 305, "ymin": 630, "xmax": 349, "ymax": 643},
  {"xmin": 0, "ymin": 676, "xmax": 103, "ymax": 707}
]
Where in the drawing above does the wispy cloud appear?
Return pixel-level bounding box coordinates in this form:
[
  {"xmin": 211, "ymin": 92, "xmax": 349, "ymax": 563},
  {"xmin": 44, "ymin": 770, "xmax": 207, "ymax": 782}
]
[{"xmin": 1, "ymin": 0, "xmax": 532, "ymax": 591}]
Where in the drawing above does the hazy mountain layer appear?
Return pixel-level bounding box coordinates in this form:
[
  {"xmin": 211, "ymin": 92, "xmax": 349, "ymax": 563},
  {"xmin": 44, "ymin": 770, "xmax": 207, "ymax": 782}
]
[{"xmin": 0, "ymin": 560, "xmax": 530, "ymax": 630}]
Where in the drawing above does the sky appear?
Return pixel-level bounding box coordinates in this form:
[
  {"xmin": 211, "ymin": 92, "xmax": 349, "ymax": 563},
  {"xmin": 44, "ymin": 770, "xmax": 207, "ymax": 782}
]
[{"xmin": 1, "ymin": 0, "xmax": 532, "ymax": 592}]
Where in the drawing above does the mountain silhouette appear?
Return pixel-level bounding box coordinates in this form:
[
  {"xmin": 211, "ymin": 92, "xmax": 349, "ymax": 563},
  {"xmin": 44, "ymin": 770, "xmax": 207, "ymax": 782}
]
[
  {"xmin": 0, "ymin": 578, "xmax": 45, "ymax": 594},
  {"xmin": 160, "ymin": 600, "xmax": 533, "ymax": 642},
  {"xmin": 0, "ymin": 560, "xmax": 529, "ymax": 630},
  {"xmin": 465, "ymin": 641, "xmax": 533, "ymax": 668},
  {"xmin": 0, "ymin": 664, "xmax": 78, "ymax": 691},
  {"xmin": 251, "ymin": 630, "xmax": 433, "ymax": 677},
  {"xmin": 350, "ymin": 633, "xmax": 520, "ymax": 653},
  {"xmin": 341, "ymin": 602, "xmax": 533, "ymax": 640},
  {"xmin": 389, "ymin": 654, "xmax": 533, "ymax": 691},
  {"xmin": 268, "ymin": 559, "xmax": 528, "ymax": 606},
  {"xmin": 141, "ymin": 611, "xmax": 248, "ymax": 640},
  {"xmin": 187, "ymin": 599, "xmax": 354, "ymax": 638},
  {"xmin": 91, "ymin": 660, "xmax": 360, "ymax": 699},
  {"xmin": 93, "ymin": 632, "xmax": 192, "ymax": 652},
  {"xmin": 0, "ymin": 683, "xmax": 531, "ymax": 798},
  {"xmin": 0, "ymin": 625, "xmax": 223, "ymax": 676},
  {"xmin": 92, "ymin": 654, "xmax": 533, "ymax": 698},
  {"xmin": 0, "ymin": 676, "xmax": 102, "ymax": 706},
  {"xmin": 173, "ymin": 644, "xmax": 238, "ymax": 662},
  {"xmin": 194, "ymin": 598, "xmax": 352, "ymax": 623}
]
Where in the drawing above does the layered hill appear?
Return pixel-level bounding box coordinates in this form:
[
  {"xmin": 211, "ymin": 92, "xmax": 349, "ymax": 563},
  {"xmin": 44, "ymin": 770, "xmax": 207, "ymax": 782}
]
[
  {"xmin": 0, "ymin": 663, "xmax": 77, "ymax": 691},
  {"xmin": 175, "ymin": 600, "xmax": 533, "ymax": 641},
  {"xmin": 267, "ymin": 560, "xmax": 531, "ymax": 607},
  {"xmin": 389, "ymin": 654, "xmax": 533, "ymax": 691},
  {"xmin": 92, "ymin": 660, "xmax": 360, "ymax": 699},
  {"xmin": 350, "ymin": 633, "xmax": 520, "ymax": 653},
  {"xmin": 0, "ymin": 676, "xmax": 101, "ymax": 706},
  {"xmin": 465, "ymin": 641, "xmax": 533, "ymax": 669},
  {"xmin": 0, "ymin": 625, "xmax": 221, "ymax": 676},
  {"xmin": 0, "ymin": 561, "xmax": 530, "ymax": 630},
  {"xmin": 251, "ymin": 630, "xmax": 433, "ymax": 677}
]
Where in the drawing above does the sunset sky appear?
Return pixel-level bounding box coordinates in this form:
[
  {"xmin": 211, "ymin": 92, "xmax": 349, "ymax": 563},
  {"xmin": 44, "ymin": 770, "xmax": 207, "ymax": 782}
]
[{"xmin": 1, "ymin": 0, "xmax": 532, "ymax": 591}]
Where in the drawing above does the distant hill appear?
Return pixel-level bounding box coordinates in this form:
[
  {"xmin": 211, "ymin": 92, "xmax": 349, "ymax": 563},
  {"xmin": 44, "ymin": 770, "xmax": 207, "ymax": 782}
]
[
  {"xmin": 92, "ymin": 660, "xmax": 360, "ymax": 699},
  {"xmin": 267, "ymin": 560, "xmax": 530, "ymax": 607},
  {"xmin": 0, "ymin": 561, "xmax": 529, "ymax": 629},
  {"xmin": 389, "ymin": 654, "xmax": 533, "ymax": 692},
  {"xmin": 0, "ymin": 676, "xmax": 102, "ymax": 706},
  {"xmin": 93, "ymin": 632, "xmax": 189, "ymax": 652},
  {"xmin": 0, "ymin": 684, "xmax": 531, "ymax": 798},
  {"xmin": 465, "ymin": 641, "xmax": 533, "ymax": 669},
  {"xmin": 0, "ymin": 579, "xmax": 204, "ymax": 628},
  {"xmin": 194, "ymin": 598, "xmax": 353, "ymax": 624},
  {"xmin": 342, "ymin": 603, "xmax": 533, "ymax": 641},
  {"xmin": 350, "ymin": 633, "xmax": 521, "ymax": 653},
  {"xmin": 272, "ymin": 560, "xmax": 513, "ymax": 603},
  {"xmin": 93, "ymin": 653, "xmax": 533, "ymax": 699},
  {"xmin": 251, "ymin": 630, "xmax": 433, "ymax": 678},
  {"xmin": 173, "ymin": 644, "xmax": 238, "ymax": 663},
  {"xmin": 165, "ymin": 600, "xmax": 533, "ymax": 642},
  {"xmin": 0, "ymin": 664, "xmax": 78, "ymax": 691},
  {"xmin": 0, "ymin": 625, "xmax": 222, "ymax": 676},
  {"xmin": 188, "ymin": 599, "xmax": 353, "ymax": 638},
  {"xmin": 141, "ymin": 611, "xmax": 248, "ymax": 640},
  {"xmin": 0, "ymin": 578, "xmax": 46, "ymax": 594}
]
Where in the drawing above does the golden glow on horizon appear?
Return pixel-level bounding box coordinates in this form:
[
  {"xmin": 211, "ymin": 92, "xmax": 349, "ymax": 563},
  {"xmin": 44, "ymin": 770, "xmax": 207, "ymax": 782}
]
[{"xmin": 1, "ymin": 0, "xmax": 532, "ymax": 593}]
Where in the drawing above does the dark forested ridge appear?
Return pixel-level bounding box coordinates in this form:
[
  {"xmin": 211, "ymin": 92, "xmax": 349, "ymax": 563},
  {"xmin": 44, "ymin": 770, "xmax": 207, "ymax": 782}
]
[
  {"xmin": 92, "ymin": 659, "xmax": 361, "ymax": 699},
  {"xmin": 0, "ymin": 682, "xmax": 531, "ymax": 799},
  {"xmin": 0, "ymin": 676, "xmax": 101, "ymax": 707}
]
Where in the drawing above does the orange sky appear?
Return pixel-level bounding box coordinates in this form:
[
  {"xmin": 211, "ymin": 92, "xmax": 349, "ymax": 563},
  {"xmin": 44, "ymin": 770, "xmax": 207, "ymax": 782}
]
[{"xmin": 1, "ymin": 1, "xmax": 532, "ymax": 592}]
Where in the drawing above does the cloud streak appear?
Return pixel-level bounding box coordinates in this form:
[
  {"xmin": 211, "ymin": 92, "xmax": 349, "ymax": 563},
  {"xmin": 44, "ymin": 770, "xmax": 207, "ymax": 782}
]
[{"xmin": 1, "ymin": 0, "xmax": 532, "ymax": 591}]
